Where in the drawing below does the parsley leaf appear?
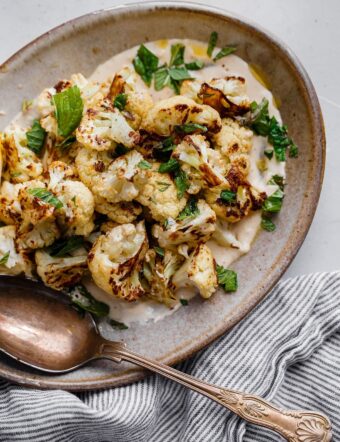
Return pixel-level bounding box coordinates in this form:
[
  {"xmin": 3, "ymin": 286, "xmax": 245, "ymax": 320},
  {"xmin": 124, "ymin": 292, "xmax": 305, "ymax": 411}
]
[
  {"xmin": 262, "ymin": 189, "xmax": 284, "ymax": 213},
  {"xmin": 49, "ymin": 236, "xmax": 84, "ymax": 258},
  {"xmin": 68, "ymin": 284, "xmax": 109, "ymax": 318},
  {"xmin": 261, "ymin": 217, "xmax": 276, "ymax": 232},
  {"xmin": 180, "ymin": 298, "xmax": 188, "ymax": 306},
  {"xmin": 220, "ymin": 189, "xmax": 236, "ymax": 204},
  {"xmin": 248, "ymin": 99, "xmax": 298, "ymax": 161},
  {"xmin": 207, "ymin": 31, "xmax": 218, "ymax": 57},
  {"xmin": 174, "ymin": 123, "xmax": 208, "ymax": 134},
  {"xmin": 169, "ymin": 43, "xmax": 185, "ymax": 66},
  {"xmin": 52, "ymin": 86, "xmax": 83, "ymax": 137},
  {"xmin": 213, "ymin": 46, "xmax": 236, "ymax": 61},
  {"xmin": 174, "ymin": 168, "xmax": 189, "ymax": 199},
  {"xmin": 28, "ymin": 188, "xmax": 63, "ymax": 209},
  {"xmin": 26, "ymin": 120, "xmax": 46, "ymax": 155},
  {"xmin": 133, "ymin": 44, "xmax": 159, "ymax": 86},
  {"xmin": 158, "ymin": 158, "xmax": 180, "ymax": 173},
  {"xmin": 177, "ymin": 197, "xmax": 199, "ymax": 221},
  {"xmin": 216, "ymin": 265, "xmax": 238, "ymax": 292},
  {"xmin": 185, "ymin": 60, "xmax": 204, "ymax": 70},
  {"xmin": 113, "ymin": 93, "xmax": 127, "ymax": 111},
  {"xmin": 154, "ymin": 246, "xmax": 165, "ymax": 257},
  {"xmin": 109, "ymin": 319, "xmax": 129, "ymax": 330},
  {"xmin": 0, "ymin": 251, "xmax": 10, "ymax": 265},
  {"xmin": 138, "ymin": 159, "xmax": 152, "ymax": 170}
]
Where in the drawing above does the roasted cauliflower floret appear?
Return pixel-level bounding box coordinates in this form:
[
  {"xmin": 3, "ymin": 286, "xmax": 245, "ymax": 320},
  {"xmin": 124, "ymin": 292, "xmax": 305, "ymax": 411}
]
[
  {"xmin": 180, "ymin": 80, "xmax": 202, "ymax": 102},
  {"xmin": 153, "ymin": 199, "xmax": 216, "ymax": 248},
  {"xmin": 94, "ymin": 196, "xmax": 142, "ymax": 224},
  {"xmin": 71, "ymin": 73, "xmax": 107, "ymax": 109},
  {"xmin": 76, "ymin": 103, "xmax": 140, "ymax": 151},
  {"xmin": 172, "ymin": 243, "xmax": 218, "ymax": 299},
  {"xmin": 36, "ymin": 87, "xmax": 56, "ymax": 117},
  {"xmin": 76, "ymin": 148, "xmax": 142, "ymax": 203},
  {"xmin": 3, "ymin": 126, "xmax": 43, "ymax": 183},
  {"xmin": 214, "ymin": 118, "xmax": 253, "ymax": 158},
  {"xmin": 48, "ymin": 161, "xmax": 77, "ymax": 189},
  {"xmin": 205, "ymin": 183, "xmax": 266, "ymax": 223},
  {"xmin": 88, "ymin": 222, "xmax": 148, "ymax": 301},
  {"xmin": 35, "ymin": 248, "xmax": 88, "ymax": 291},
  {"xmin": 0, "ymin": 181, "xmax": 22, "ymax": 225},
  {"xmin": 141, "ymin": 96, "xmax": 221, "ymax": 136},
  {"xmin": 0, "ymin": 226, "xmax": 32, "ymax": 276},
  {"xmin": 142, "ymin": 249, "xmax": 183, "ymax": 307},
  {"xmin": 108, "ymin": 66, "xmax": 154, "ymax": 129},
  {"xmin": 172, "ymin": 135, "xmax": 227, "ymax": 187},
  {"xmin": 212, "ymin": 218, "xmax": 251, "ymax": 253},
  {"xmin": 133, "ymin": 167, "xmax": 187, "ymax": 222}
]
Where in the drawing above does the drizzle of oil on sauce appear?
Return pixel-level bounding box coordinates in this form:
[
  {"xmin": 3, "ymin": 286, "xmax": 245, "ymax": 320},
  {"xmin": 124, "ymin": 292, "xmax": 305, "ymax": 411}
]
[
  {"xmin": 156, "ymin": 39, "xmax": 168, "ymax": 49},
  {"xmin": 191, "ymin": 42, "xmax": 209, "ymax": 58}
]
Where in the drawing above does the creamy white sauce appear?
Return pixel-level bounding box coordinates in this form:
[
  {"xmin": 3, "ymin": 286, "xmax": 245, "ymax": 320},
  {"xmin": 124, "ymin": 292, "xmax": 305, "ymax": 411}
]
[{"xmin": 6, "ymin": 39, "xmax": 285, "ymax": 325}]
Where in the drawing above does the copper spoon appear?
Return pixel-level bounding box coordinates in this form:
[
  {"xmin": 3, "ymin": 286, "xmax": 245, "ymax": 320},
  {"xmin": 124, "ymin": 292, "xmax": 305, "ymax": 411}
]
[{"xmin": 0, "ymin": 277, "xmax": 332, "ymax": 441}]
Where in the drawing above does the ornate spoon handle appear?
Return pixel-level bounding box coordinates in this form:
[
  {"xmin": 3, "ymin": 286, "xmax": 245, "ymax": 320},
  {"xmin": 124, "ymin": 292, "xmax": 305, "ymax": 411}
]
[{"xmin": 100, "ymin": 341, "xmax": 332, "ymax": 442}]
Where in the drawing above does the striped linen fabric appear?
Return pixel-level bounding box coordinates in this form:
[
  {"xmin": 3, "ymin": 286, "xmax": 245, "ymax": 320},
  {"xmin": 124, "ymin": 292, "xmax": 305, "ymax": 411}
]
[{"xmin": 0, "ymin": 271, "xmax": 339, "ymax": 441}]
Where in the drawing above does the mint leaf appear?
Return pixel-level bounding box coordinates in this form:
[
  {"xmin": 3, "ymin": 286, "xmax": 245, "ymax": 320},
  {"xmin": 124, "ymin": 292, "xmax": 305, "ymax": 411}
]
[
  {"xmin": 154, "ymin": 246, "xmax": 165, "ymax": 257},
  {"xmin": 0, "ymin": 251, "xmax": 10, "ymax": 265},
  {"xmin": 158, "ymin": 158, "xmax": 180, "ymax": 173},
  {"xmin": 220, "ymin": 189, "xmax": 236, "ymax": 204},
  {"xmin": 113, "ymin": 93, "xmax": 127, "ymax": 111},
  {"xmin": 216, "ymin": 265, "xmax": 238, "ymax": 292},
  {"xmin": 207, "ymin": 31, "xmax": 218, "ymax": 57},
  {"xmin": 177, "ymin": 197, "xmax": 199, "ymax": 221},
  {"xmin": 52, "ymin": 86, "xmax": 83, "ymax": 137},
  {"xmin": 49, "ymin": 236, "xmax": 84, "ymax": 258},
  {"xmin": 261, "ymin": 217, "xmax": 276, "ymax": 232},
  {"xmin": 262, "ymin": 189, "xmax": 284, "ymax": 213},
  {"xmin": 267, "ymin": 175, "xmax": 284, "ymax": 190},
  {"xmin": 174, "ymin": 168, "xmax": 189, "ymax": 199},
  {"xmin": 138, "ymin": 159, "xmax": 152, "ymax": 170},
  {"xmin": 133, "ymin": 44, "xmax": 159, "ymax": 86},
  {"xmin": 213, "ymin": 46, "xmax": 236, "ymax": 61},
  {"xmin": 170, "ymin": 43, "xmax": 185, "ymax": 66},
  {"xmin": 157, "ymin": 181, "xmax": 171, "ymax": 192},
  {"xmin": 168, "ymin": 66, "xmax": 193, "ymax": 81},
  {"xmin": 68, "ymin": 284, "xmax": 109, "ymax": 318},
  {"xmin": 154, "ymin": 67, "xmax": 170, "ymax": 91},
  {"xmin": 28, "ymin": 188, "xmax": 63, "ymax": 209},
  {"xmin": 185, "ymin": 60, "xmax": 204, "ymax": 70},
  {"xmin": 26, "ymin": 120, "xmax": 46, "ymax": 155},
  {"xmin": 180, "ymin": 298, "xmax": 188, "ymax": 306},
  {"xmin": 174, "ymin": 123, "xmax": 207, "ymax": 134}
]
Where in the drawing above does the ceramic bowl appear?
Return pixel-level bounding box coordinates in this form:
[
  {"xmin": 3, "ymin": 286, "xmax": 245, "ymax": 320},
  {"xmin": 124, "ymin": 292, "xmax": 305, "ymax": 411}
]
[{"xmin": 0, "ymin": 1, "xmax": 325, "ymax": 390}]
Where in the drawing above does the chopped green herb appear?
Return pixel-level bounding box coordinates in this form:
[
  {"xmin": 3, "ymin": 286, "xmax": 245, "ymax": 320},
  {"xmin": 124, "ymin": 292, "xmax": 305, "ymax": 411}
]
[
  {"xmin": 174, "ymin": 168, "xmax": 189, "ymax": 198},
  {"xmin": 22, "ymin": 99, "xmax": 33, "ymax": 112},
  {"xmin": 49, "ymin": 236, "xmax": 84, "ymax": 258},
  {"xmin": 109, "ymin": 319, "xmax": 129, "ymax": 330},
  {"xmin": 163, "ymin": 219, "xmax": 169, "ymax": 230},
  {"xmin": 216, "ymin": 265, "xmax": 238, "ymax": 292},
  {"xmin": 213, "ymin": 46, "xmax": 237, "ymax": 61},
  {"xmin": 138, "ymin": 159, "xmax": 152, "ymax": 170},
  {"xmin": 154, "ymin": 67, "xmax": 170, "ymax": 91},
  {"xmin": 262, "ymin": 189, "xmax": 284, "ymax": 213},
  {"xmin": 156, "ymin": 181, "xmax": 171, "ymax": 192},
  {"xmin": 26, "ymin": 120, "xmax": 46, "ymax": 155},
  {"xmin": 133, "ymin": 44, "xmax": 159, "ymax": 86},
  {"xmin": 28, "ymin": 188, "xmax": 63, "ymax": 209},
  {"xmin": 52, "ymin": 86, "xmax": 83, "ymax": 137},
  {"xmin": 56, "ymin": 135, "xmax": 77, "ymax": 151},
  {"xmin": 112, "ymin": 144, "xmax": 129, "ymax": 158},
  {"xmin": 207, "ymin": 31, "xmax": 218, "ymax": 57},
  {"xmin": 168, "ymin": 66, "xmax": 193, "ymax": 81},
  {"xmin": 158, "ymin": 158, "xmax": 180, "ymax": 173},
  {"xmin": 267, "ymin": 174, "xmax": 284, "ymax": 190},
  {"xmin": 174, "ymin": 123, "xmax": 208, "ymax": 134},
  {"xmin": 248, "ymin": 99, "xmax": 298, "ymax": 161},
  {"xmin": 10, "ymin": 172, "xmax": 22, "ymax": 178},
  {"xmin": 264, "ymin": 149, "xmax": 274, "ymax": 160},
  {"xmin": 185, "ymin": 60, "xmax": 204, "ymax": 70},
  {"xmin": 169, "ymin": 43, "xmax": 185, "ymax": 66},
  {"xmin": 177, "ymin": 197, "xmax": 199, "ymax": 221},
  {"xmin": 220, "ymin": 189, "xmax": 236, "ymax": 204},
  {"xmin": 261, "ymin": 217, "xmax": 276, "ymax": 232},
  {"xmin": 160, "ymin": 136, "xmax": 175, "ymax": 152},
  {"xmin": 180, "ymin": 298, "xmax": 188, "ymax": 306},
  {"xmin": 154, "ymin": 246, "xmax": 165, "ymax": 257},
  {"xmin": 113, "ymin": 93, "xmax": 127, "ymax": 111},
  {"xmin": 0, "ymin": 251, "xmax": 10, "ymax": 265},
  {"xmin": 68, "ymin": 284, "xmax": 109, "ymax": 317}
]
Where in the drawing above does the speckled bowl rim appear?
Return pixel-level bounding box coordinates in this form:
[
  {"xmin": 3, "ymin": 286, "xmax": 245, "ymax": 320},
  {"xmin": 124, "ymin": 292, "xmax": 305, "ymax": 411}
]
[{"xmin": 0, "ymin": 1, "xmax": 325, "ymax": 391}]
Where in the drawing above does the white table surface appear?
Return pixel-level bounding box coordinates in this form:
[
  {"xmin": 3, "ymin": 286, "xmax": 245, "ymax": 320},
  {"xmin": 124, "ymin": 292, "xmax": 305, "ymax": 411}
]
[{"xmin": 0, "ymin": 0, "xmax": 339, "ymax": 279}]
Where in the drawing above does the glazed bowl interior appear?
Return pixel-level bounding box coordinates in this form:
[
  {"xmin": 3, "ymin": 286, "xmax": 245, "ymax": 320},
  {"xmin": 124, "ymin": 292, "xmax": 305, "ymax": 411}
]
[{"xmin": 0, "ymin": 2, "xmax": 324, "ymax": 390}]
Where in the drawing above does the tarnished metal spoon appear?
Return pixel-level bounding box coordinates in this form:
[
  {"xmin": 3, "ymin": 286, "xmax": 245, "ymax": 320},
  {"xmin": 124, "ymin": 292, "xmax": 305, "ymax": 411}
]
[{"xmin": 0, "ymin": 276, "xmax": 332, "ymax": 441}]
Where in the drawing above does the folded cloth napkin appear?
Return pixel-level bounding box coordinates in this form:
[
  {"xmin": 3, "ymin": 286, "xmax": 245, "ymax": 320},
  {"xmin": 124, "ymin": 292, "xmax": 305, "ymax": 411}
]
[{"xmin": 0, "ymin": 271, "xmax": 339, "ymax": 442}]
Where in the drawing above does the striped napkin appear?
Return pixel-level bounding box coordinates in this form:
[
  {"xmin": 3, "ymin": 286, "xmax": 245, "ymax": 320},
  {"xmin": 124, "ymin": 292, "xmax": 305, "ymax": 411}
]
[{"xmin": 0, "ymin": 272, "xmax": 338, "ymax": 441}]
